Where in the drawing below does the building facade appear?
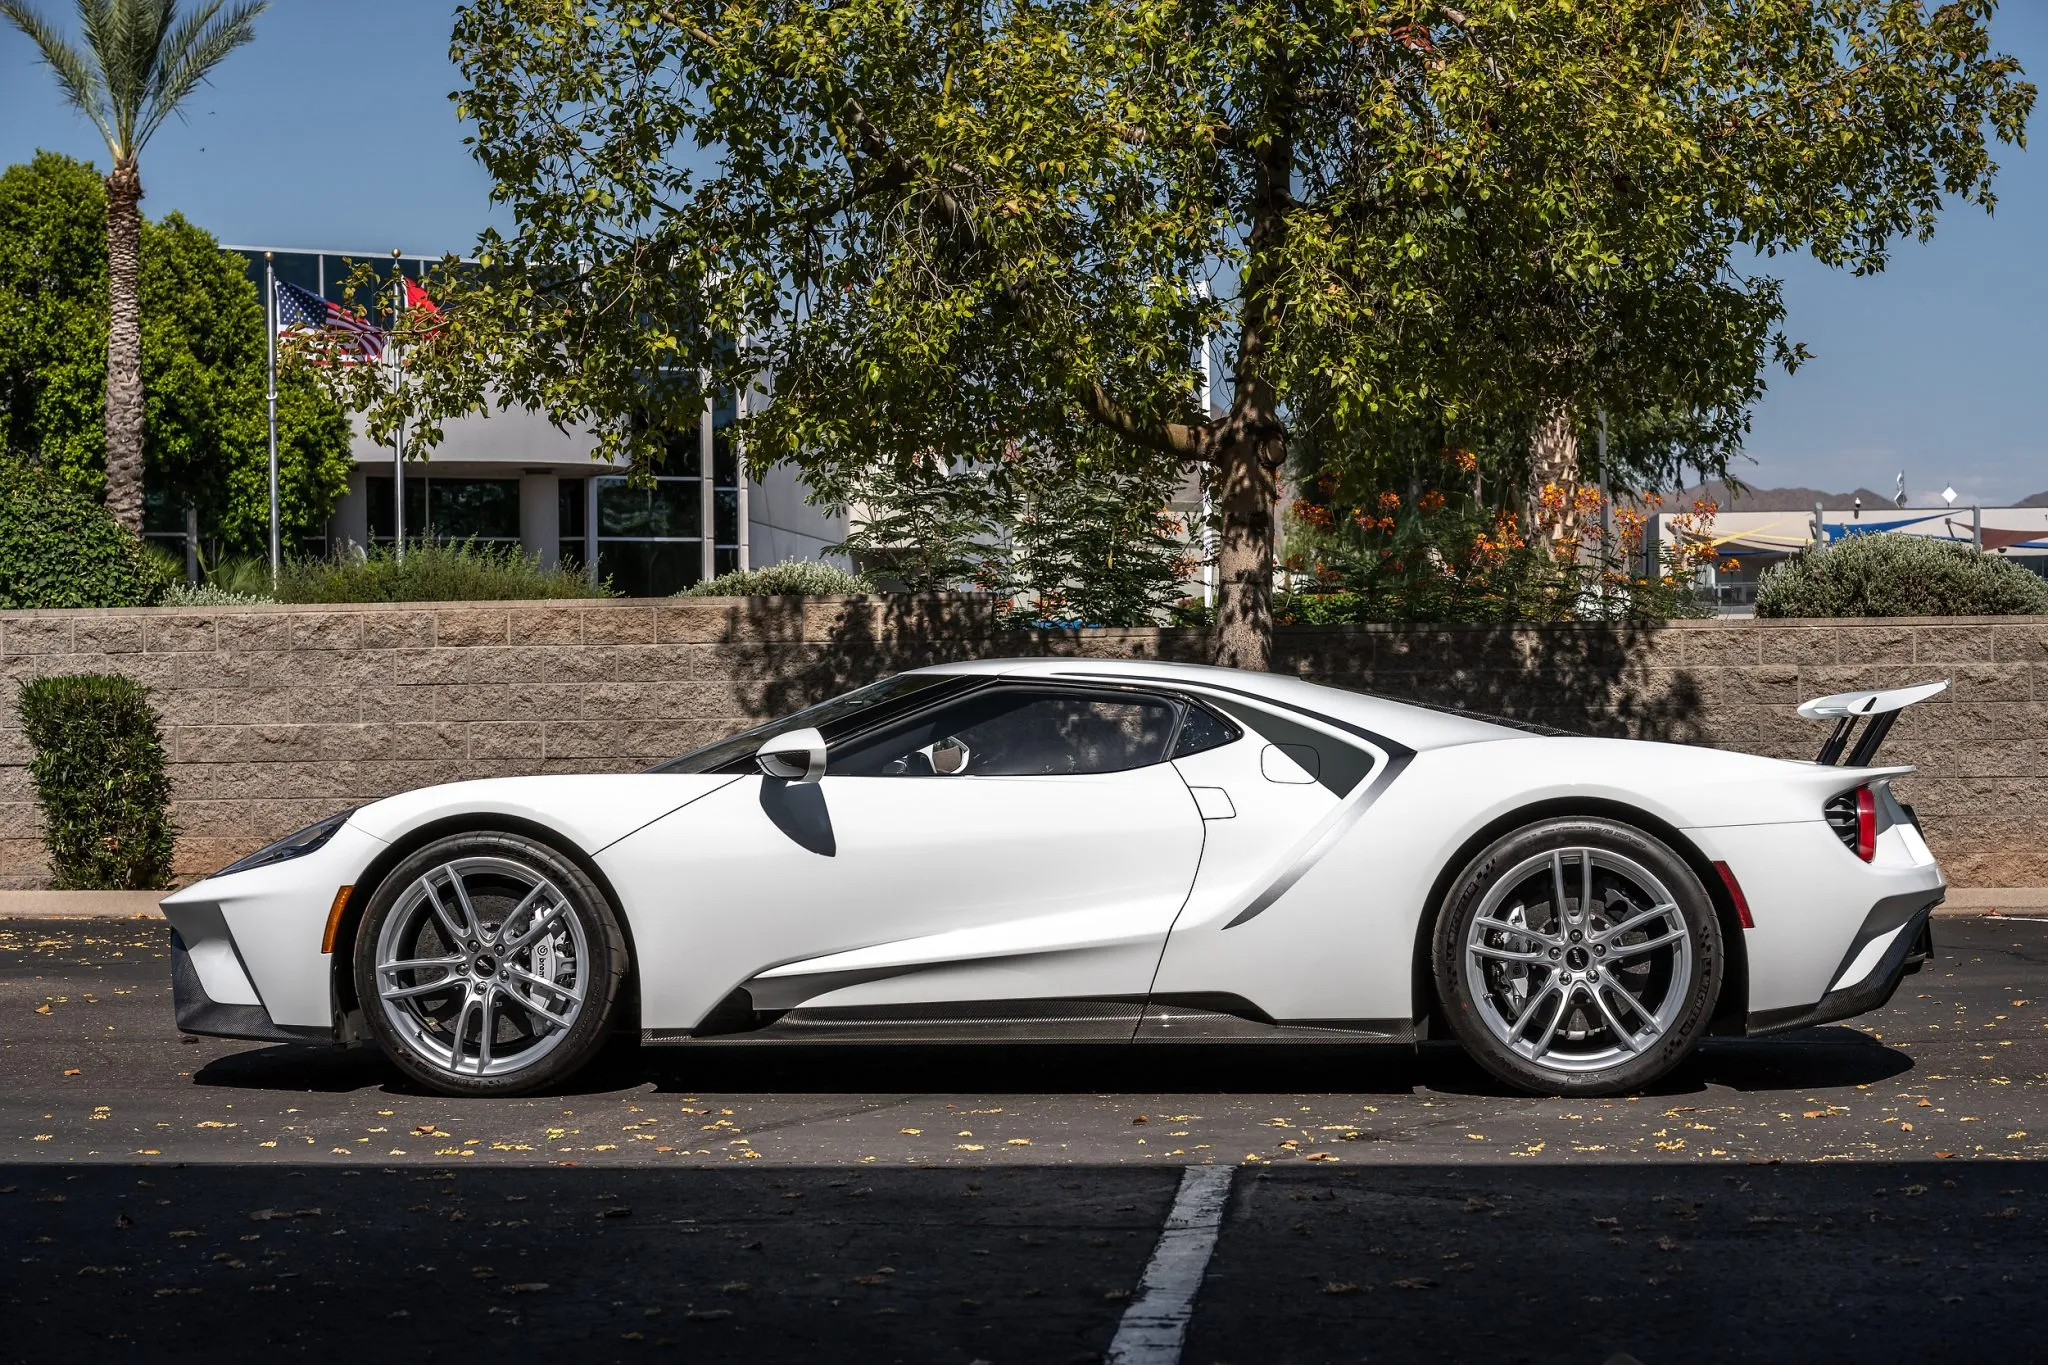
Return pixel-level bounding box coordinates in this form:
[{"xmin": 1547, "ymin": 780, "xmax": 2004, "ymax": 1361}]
[{"xmin": 229, "ymin": 246, "xmax": 846, "ymax": 595}]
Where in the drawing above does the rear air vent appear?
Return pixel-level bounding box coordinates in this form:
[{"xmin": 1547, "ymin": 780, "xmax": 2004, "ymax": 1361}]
[{"xmin": 1823, "ymin": 791, "xmax": 1858, "ymax": 851}]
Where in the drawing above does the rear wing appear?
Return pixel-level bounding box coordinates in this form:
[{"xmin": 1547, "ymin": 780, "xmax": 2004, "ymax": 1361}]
[{"xmin": 1798, "ymin": 679, "xmax": 1948, "ymax": 766}]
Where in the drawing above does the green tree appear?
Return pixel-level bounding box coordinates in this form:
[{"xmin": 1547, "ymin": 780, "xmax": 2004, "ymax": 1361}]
[
  {"xmin": 1004, "ymin": 442, "xmax": 1194, "ymax": 627},
  {"xmin": 1, "ymin": 0, "xmax": 265, "ymax": 532},
  {"xmin": 828, "ymin": 437, "xmax": 1193, "ymax": 623},
  {"xmin": 442, "ymin": 0, "xmax": 2030, "ymax": 668},
  {"xmin": 0, "ymin": 152, "xmax": 352, "ymax": 553},
  {"xmin": 829, "ymin": 454, "xmax": 1004, "ymax": 594}
]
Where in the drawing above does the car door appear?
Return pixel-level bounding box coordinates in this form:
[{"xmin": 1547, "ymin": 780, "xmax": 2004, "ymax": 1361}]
[
  {"xmin": 613, "ymin": 682, "xmax": 1207, "ymax": 1038},
  {"xmin": 1142, "ymin": 696, "xmax": 1398, "ymax": 1034}
]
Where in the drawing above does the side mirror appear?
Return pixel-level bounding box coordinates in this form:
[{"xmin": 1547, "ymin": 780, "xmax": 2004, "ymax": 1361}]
[{"xmin": 756, "ymin": 727, "xmax": 828, "ymax": 783}]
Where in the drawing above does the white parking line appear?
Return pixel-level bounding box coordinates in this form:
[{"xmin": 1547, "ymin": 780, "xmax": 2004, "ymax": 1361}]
[{"xmin": 1105, "ymin": 1164, "xmax": 1236, "ymax": 1365}]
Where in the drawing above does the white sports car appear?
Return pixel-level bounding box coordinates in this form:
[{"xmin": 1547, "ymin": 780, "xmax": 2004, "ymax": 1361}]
[{"xmin": 162, "ymin": 659, "xmax": 1948, "ymax": 1098}]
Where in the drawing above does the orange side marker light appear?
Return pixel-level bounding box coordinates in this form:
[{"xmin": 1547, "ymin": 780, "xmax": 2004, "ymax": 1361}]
[{"xmin": 321, "ymin": 885, "xmax": 354, "ymax": 954}]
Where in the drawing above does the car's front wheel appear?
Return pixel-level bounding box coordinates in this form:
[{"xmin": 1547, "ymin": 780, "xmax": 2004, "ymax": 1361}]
[
  {"xmin": 1433, "ymin": 817, "xmax": 1723, "ymax": 1096},
  {"xmin": 353, "ymin": 832, "xmax": 626, "ymax": 1097}
]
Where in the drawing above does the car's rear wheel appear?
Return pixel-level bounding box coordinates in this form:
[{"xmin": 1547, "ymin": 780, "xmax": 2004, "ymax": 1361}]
[
  {"xmin": 353, "ymin": 832, "xmax": 626, "ymax": 1097},
  {"xmin": 1433, "ymin": 817, "xmax": 1722, "ymax": 1096}
]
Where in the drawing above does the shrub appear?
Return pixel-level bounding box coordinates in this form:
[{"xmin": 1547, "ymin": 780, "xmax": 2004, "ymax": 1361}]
[
  {"xmin": 160, "ymin": 582, "xmax": 276, "ymax": 607},
  {"xmin": 0, "ymin": 459, "xmax": 170, "ymax": 609},
  {"xmin": 1755, "ymin": 535, "xmax": 2048, "ymax": 618},
  {"xmin": 16, "ymin": 675, "xmax": 175, "ymax": 890},
  {"xmin": 274, "ymin": 541, "xmax": 615, "ymax": 603},
  {"xmin": 678, "ymin": 558, "xmax": 873, "ymax": 597},
  {"xmin": 200, "ymin": 555, "xmax": 278, "ymax": 599}
]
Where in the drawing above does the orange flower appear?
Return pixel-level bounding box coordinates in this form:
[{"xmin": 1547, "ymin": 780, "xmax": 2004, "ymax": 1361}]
[
  {"xmin": 1291, "ymin": 499, "xmax": 1335, "ymax": 531},
  {"xmin": 1417, "ymin": 489, "xmax": 1447, "ymax": 515},
  {"xmin": 1377, "ymin": 491, "xmax": 1401, "ymax": 514},
  {"xmin": 1446, "ymin": 447, "xmax": 1478, "ymax": 475}
]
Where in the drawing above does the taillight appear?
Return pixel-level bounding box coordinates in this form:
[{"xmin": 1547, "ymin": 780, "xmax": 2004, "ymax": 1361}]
[{"xmin": 1824, "ymin": 787, "xmax": 1877, "ymax": 861}]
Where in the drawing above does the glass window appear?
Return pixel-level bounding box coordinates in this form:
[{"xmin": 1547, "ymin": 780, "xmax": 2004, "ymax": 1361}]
[
  {"xmin": 653, "ymin": 673, "xmax": 974, "ymax": 773},
  {"xmin": 658, "ymin": 420, "xmax": 702, "ymax": 479},
  {"xmin": 1171, "ymin": 704, "xmax": 1239, "ymax": 759},
  {"xmin": 430, "ymin": 479, "xmax": 519, "ymax": 540},
  {"xmin": 712, "ymin": 427, "xmax": 738, "ymax": 489},
  {"xmin": 598, "ymin": 540, "xmax": 701, "ymax": 596},
  {"xmin": 558, "ymin": 478, "xmax": 587, "ymax": 570},
  {"xmin": 596, "ymin": 478, "xmax": 701, "ymax": 539},
  {"xmin": 832, "ymin": 687, "xmax": 1181, "ymax": 778},
  {"xmin": 366, "ymin": 477, "xmax": 520, "ymax": 543},
  {"xmin": 713, "ymin": 487, "xmax": 739, "ymax": 549},
  {"xmin": 365, "ymin": 476, "xmax": 422, "ymax": 542},
  {"xmin": 253, "ymin": 249, "xmax": 320, "ymax": 297}
]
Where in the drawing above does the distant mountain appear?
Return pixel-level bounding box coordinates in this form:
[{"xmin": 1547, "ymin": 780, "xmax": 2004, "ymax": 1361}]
[
  {"xmin": 1657, "ymin": 480, "xmax": 1902, "ymax": 513},
  {"xmin": 2018, "ymin": 491, "xmax": 2048, "ymax": 508}
]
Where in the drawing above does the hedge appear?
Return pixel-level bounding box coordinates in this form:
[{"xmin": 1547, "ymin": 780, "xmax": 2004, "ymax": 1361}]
[
  {"xmin": 273, "ymin": 541, "xmax": 613, "ymax": 603},
  {"xmin": 16, "ymin": 675, "xmax": 175, "ymax": 890},
  {"xmin": 0, "ymin": 459, "xmax": 170, "ymax": 609},
  {"xmin": 1755, "ymin": 534, "xmax": 2048, "ymax": 618}
]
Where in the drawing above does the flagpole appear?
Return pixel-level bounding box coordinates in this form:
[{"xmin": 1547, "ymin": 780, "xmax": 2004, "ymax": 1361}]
[
  {"xmin": 264, "ymin": 252, "xmax": 280, "ymax": 584},
  {"xmin": 390, "ymin": 248, "xmax": 406, "ymax": 561}
]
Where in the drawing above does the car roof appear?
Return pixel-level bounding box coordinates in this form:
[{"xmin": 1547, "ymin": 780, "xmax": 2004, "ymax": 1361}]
[{"xmin": 905, "ymin": 657, "xmax": 1529, "ymax": 751}]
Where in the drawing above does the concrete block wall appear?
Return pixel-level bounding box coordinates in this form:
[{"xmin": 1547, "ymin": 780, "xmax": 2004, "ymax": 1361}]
[{"xmin": 0, "ymin": 599, "xmax": 2038, "ymax": 888}]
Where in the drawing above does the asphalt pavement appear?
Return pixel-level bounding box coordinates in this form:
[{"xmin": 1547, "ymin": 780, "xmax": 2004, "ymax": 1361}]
[{"xmin": 3, "ymin": 914, "xmax": 2044, "ymax": 1363}]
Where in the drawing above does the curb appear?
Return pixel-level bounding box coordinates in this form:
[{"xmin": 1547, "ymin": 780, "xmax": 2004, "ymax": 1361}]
[
  {"xmin": 0, "ymin": 889, "xmax": 2044, "ymax": 922},
  {"xmin": 0, "ymin": 890, "xmax": 165, "ymax": 920}
]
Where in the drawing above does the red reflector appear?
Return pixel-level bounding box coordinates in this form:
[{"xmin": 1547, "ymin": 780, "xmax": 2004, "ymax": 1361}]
[
  {"xmin": 1713, "ymin": 861, "xmax": 1754, "ymax": 930},
  {"xmin": 1856, "ymin": 786, "xmax": 1877, "ymax": 862}
]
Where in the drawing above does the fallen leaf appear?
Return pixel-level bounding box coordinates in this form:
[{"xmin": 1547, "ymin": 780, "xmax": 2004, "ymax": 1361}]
[
  {"xmin": 1394, "ymin": 1277, "xmax": 1438, "ymax": 1290},
  {"xmin": 1322, "ymin": 1282, "xmax": 1363, "ymax": 1295}
]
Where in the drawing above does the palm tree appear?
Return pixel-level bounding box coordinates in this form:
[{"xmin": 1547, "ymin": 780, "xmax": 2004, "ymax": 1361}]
[{"xmin": 1, "ymin": 0, "xmax": 264, "ymax": 532}]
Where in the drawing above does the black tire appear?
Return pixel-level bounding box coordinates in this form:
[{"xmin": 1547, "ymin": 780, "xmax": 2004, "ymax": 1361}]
[
  {"xmin": 1432, "ymin": 817, "xmax": 1722, "ymax": 1097},
  {"xmin": 353, "ymin": 831, "xmax": 627, "ymax": 1098}
]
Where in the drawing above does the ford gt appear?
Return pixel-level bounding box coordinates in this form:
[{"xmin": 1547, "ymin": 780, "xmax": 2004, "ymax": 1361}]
[{"xmin": 161, "ymin": 659, "xmax": 1948, "ymax": 1097}]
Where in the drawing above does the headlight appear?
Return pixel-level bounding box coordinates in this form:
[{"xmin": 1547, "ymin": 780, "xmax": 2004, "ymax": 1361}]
[{"xmin": 214, "ymin": 808, "xmax": 357, "ymax": 877}]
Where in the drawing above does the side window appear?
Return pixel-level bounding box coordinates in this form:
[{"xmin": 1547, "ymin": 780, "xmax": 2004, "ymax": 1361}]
[
  {"xmin": 831, "ymin": 688, "xmax": 1181, "ymax": 777},
  {"xmin": 1170, "ymin": 703, "xmax": 1238, "ymax": 759}
]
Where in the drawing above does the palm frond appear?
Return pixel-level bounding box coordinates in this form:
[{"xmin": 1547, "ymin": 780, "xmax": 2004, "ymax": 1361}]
[
  {"xmin": 0, "ymin": 0, "xmax": 117, "ymax": 151},
  {"xmin": 135, "ymin": 0, "xmax": 264, "ymax": 152},
  {"xmin": 77, "ymin": 0, "xmax": 180, "ymax": 157}
]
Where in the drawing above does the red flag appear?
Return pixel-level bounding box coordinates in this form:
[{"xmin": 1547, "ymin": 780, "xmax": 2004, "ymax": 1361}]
[{"xmin": 402, "ymin": 276, "xmax": 440, "ymax": 316}]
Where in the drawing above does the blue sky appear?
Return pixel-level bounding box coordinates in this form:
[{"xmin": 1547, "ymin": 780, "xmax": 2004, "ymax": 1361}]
[{"xmin": 4, "ymin": 1, "xmax": 2045, "ymax": 502}]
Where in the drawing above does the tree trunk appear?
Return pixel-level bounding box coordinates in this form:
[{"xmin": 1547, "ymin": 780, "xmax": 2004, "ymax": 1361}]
[
  {"xmin": 103, "ymin": 163, "xmax": 145, "ymax": 534},
  {"xmin": 1212, "ymin": 436, "xmax": 1279, "ymax": 671},
  {"xmin": 1526, "ymin": 400, "xmax": 1581, "ymax": 555}
]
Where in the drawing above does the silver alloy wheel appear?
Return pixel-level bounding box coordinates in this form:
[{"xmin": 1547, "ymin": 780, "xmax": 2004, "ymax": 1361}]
[
  {"xmin": 373, "ymin": 855, "xmax": 588, "ymax": 1080},
  {"xmin": 1461, "ymin": 847, "xmax": 1694, "ymax": 1075}
]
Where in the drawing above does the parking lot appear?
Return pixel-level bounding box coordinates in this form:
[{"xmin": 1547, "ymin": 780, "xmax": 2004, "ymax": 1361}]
[{"xmin": 5, "ymin": 913, "xmax": 2045, "ymax": 1362}]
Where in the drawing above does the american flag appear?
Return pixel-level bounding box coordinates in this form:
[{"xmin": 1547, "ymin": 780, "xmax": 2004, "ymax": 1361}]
[{"xmin": 275, "ymin": 279, "xmax": 385, "ymax": 361}]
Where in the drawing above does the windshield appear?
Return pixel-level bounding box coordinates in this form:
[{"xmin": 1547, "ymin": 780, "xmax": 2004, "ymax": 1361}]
[{"xmin": 650, "ymin": 672, "xmax": 970, "ymax": 774}]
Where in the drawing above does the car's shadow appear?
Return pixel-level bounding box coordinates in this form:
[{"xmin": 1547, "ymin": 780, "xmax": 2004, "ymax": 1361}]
[{"xmin": 192, "ymin": 1025, "xmax": 1912, "ymax": 1099}]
